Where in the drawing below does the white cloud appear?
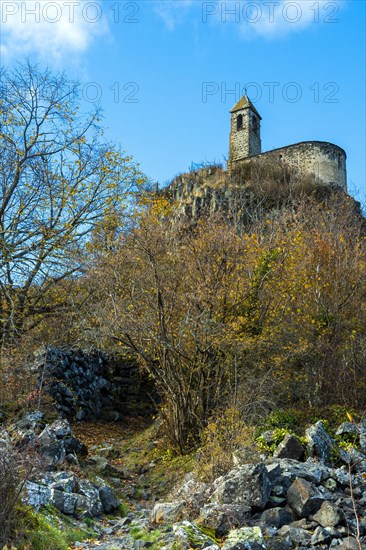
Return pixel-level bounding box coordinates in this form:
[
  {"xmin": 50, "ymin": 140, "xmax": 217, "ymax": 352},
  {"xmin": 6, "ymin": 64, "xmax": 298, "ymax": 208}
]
[
  {"xmin": 153, "ymin": 0, "xmax": 194, "ymax": 31},
  {"xmin": 153, "ymin": 0, "xmax": 345, "ymax": 38},
  {"xmin": 244, "ymin": 0, "xmax": 344, "ymax": 39},
  {"xmin": 0, "ymin": 0, "xmax": 109, "ymax": 62}
]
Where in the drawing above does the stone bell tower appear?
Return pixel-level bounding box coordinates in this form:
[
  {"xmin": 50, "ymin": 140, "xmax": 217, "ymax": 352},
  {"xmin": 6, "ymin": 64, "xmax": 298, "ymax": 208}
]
[{"xmin": 229, "ymin": 95, "xmax": 262, "ymax": 164}]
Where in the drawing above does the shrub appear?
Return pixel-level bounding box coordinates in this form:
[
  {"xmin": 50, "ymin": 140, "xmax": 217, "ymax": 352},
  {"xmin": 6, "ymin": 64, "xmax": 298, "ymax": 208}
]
[{"xmin": 0, "ymin": 447, "xmax": 36, "ymax": 546}]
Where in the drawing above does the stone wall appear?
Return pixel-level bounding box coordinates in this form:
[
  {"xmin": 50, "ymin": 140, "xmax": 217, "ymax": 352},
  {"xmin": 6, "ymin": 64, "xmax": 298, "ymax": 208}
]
[
  {"xmin": 33, "ymin": 346, "xmax": 147, "ymax": 421},
  {"xmin": 230, "ymin": 141, "xmax": 347, "ymax": 190}
]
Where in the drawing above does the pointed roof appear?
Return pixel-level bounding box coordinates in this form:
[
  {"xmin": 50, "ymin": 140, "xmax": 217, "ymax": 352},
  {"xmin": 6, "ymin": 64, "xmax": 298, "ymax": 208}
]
[{"xmin": 230, "ymin": 95, "xmax": 262, "ymax": 119}]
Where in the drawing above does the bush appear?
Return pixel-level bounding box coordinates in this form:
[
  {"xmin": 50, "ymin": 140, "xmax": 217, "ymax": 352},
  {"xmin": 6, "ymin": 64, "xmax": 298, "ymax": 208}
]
[{"xmin": 0, "ymin": 447, "xmax": 36, "ymax": 546}]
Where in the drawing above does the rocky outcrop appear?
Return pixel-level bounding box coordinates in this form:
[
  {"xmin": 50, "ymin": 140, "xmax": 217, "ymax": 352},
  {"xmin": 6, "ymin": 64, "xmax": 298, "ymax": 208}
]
[
  {"xmin": 24, "ymin": 471, "xmax": 119, "ymax": 518},
  {"xmin": 149, "ymin": 420, "xmax": 366, "ymax": 549},
  {"xmin": 1, "ymin": 412, "xmax": 120, "ymax": 521}
]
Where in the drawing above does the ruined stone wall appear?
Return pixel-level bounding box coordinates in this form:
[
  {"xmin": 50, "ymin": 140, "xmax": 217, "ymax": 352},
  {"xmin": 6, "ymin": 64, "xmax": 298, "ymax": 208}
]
[{"xmin": 230, "ymin": 141, "xmax": 347, "ymax": 190}]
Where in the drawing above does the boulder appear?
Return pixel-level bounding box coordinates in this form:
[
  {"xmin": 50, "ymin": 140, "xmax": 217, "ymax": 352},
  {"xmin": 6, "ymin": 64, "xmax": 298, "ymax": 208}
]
[
  {"xmin": 277, "ymin": 525, "xmax": 311, "ymax": 546},
  {"xmin": 273, "ymin": 434, "xmax": 304, "ymax": 460},
  {"xmin": 313, "ymin": 500, "xmax": 345, "ymax": 527},
  {"xmin": 150, "ymin": 501, "xmax": 188, "ymax": 524},
  {"xmin": 172, "ymin": 520, "xmax": 217, "ymax": 548},
  {"xmin": 75, "ymin": 493, "xmax": 103, "ymax": 518},
  {"xmin": 337, "ymin": 537, "xmax": 362, "ymax": 549},
  {"xmin": 266, "ymin": 458, "xmax": 329, "ymax": 486},
  {"xmin": 211, "ymin": 464, "xmax": 271, "ymax": 510},
  {"xmin": 50, "ymin": 489, "xmax": 78, "ymax": 515},
  {"xmin": 174, "ymin": 472, "xmax": 212, "ymax": 511},
  {"xmin": 310, "ymin": 525, "xmax": 335, "ymax": 546},
  {"xmin": 221, "ymin": 526, "xmax": 266, "ymax": 550},
  {"xmin": 37, "ymin": 419, "xmax": 87, "ymax": 468},
  {"xmin": 336, "ymin": 422, "xmax": 358, "ymax": 437},
  {"xmin": 306, "ymin": 421, "xmax": 333, "ymax": 463},
  {"xmin": 23, "ymin": 481, "xmax": 51, "ymax": 510},
  {"xmin": 199, "ymin": 503, "xmax": 251, "ymax": 536},
  {"xmin": 99, "ymin": 485, "xmax": 120, "ymax": 513},
  {"xmin": 287, "ymin": 478, "xmax": 325, "ymax": 518},
  {"xmin": 260, "ymin": 507, "xmax": 293, "ymax": 529}
]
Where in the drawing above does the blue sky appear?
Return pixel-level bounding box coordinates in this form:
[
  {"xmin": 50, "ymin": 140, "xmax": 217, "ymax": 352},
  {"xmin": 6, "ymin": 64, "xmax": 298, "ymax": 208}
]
[{"xmin": 1, "ymin": 0, "xmax": 365, "ymax": 200}]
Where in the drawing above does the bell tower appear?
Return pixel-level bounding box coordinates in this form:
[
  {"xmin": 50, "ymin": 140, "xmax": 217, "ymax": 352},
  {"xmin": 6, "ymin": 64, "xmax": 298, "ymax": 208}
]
[{"xmin": 229, "ymin": 96, "xmax": 262, "ymax": 164}]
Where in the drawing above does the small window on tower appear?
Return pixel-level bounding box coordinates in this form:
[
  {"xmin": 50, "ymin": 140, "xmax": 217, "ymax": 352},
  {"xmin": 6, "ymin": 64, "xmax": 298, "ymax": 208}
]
[
  {"xmin": 252, "ymin": 116, "xmax": 259, "ymax": 135},
  {"xmin": 237, "ymin": 114, "xmax": 243, "ymax": 130}
]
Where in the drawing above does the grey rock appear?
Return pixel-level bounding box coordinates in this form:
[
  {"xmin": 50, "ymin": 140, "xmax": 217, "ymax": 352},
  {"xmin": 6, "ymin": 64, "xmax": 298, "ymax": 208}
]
[
  {"xmin": 313, "ymin": 500, "xmax": 345, "ymax": 527},
  {"xmin": 172, "ymin": 520, "xmax": 217, "ymax": 547},
  {"xmin": 99, "ymin": 485, "xmax": 120, "ymax": 513},
  {"xmin": 273, "ymin": 434, "xmax": 304, "ymax": 460},
  {"xmin": 50, "ymin": 488, "xmax": 78, "ymax": 515},
  {"xmin": 277, "ymin": 525, "xmax": 311, "ymax": 545},
  {"xmin": 260, "ymin": 507, "xmax": 293, "ymax": 529},
  {"xmin": 211, "ymin": 463, "xmax": 271, "ymax": 510},
  {"xmin": 23, "ymin": 481, "xmax": 51, "ymax": 509},
  {"xmin": 76, "ymin": 493, "xmax": 104, "ymax": 518},
  {"xmin": 199, "ymin": 503, "xmax": 251, "ymax": 536},
  {"xmin": 310, "ymin": 525, "xmax": 333, "ymax": 545},
  {"xmin": 266, "ymin": 458, "xmax": 329, "ymax": 486},
  {"xmin": 306, "ymin": 421, "xmax": 334, "ymax": 463},
  {"xmin": 150, "ymin": 501, "xmax": 188, "ymax": 524},
  {"xmin": 174, "ymin": 472, "xmax": 212, "ymax": 511},
  {"xmin": 287, "ymin": 478, "xmax": 325, "ymax": 518},
  {"xmin": 336, "ymin": 422, "xmax": 358, "ymax": 437},
  {"xmin": 49, "ymin": 471, "xmax": 77, "ymax": 493},
  {"xmin": 221, "ymin": 526, "xmax": 266, "ymax": 550},
  {"xmin": 337, "ymin": 537, "xmax": 362, "ymax": 549}
]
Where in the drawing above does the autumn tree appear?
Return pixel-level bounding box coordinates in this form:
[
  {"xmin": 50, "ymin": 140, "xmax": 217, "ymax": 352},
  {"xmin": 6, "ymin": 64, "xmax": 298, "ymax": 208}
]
[
  {"xmin": 0, "ymin": 61, "xmax": 145, "ymax": 350},
  {"xmin": 84, "ymin": 191, "xmax": 366, "ymax": 452}
]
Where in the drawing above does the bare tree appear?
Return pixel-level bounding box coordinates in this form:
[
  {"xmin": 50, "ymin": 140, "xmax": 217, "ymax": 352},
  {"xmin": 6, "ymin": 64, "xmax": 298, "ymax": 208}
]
[{"xmin": 0, "ymin": 61, "xmax": 144, "ymax": 349}]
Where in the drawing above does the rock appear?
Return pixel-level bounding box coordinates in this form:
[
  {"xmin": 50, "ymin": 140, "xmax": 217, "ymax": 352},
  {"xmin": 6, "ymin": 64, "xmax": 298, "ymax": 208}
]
[
  {"xmin": 174, "ymin": 472, "xmax": 212, "ymax": 511},
  {"xmin": 46, "ymin": 418, "xmax": 72, "ymax": 439},
  {"xmin": 277, "ymin": 525, "xmax": 311, "ymax": 546},
  {"xmin": 313, "ymin": 500, "xmax": 345, "ymax": 527},
  {"xmin": 99, "ymin": 485, "xmax": 120, "ymax": 513},
  {"xmin": 36, "ymin": 419, "xmax": 86, "ymax": 468},
  {"xmin": 310, "ymin": 525, "xmax": 333, "ymax": 545},
  {"xmin": 0, "ymin": 430, "xmax": 11, "ymax": 451},
  {"xmin": 266, "ymin": 458, "xmax": 329, "ymax": 486},
  {"xmin": 76, "ymin": 493, "xmax": 103, "ymax": 518},
  {"xmin": 172, "ymin": 520, "xmax": 217, "ymax": 548},
  {"xmin": 37, "ymin": 432, "xmax": 65, "ymax": 468},
  {"xmin": 63, "ymin": 436, "xmax": 88, "ymax": 457},
  {"xmin": 287, "ymin": 478, "xmax": 325, "ymax": 518},
  {"xmin": 211, "ymin": 463, "xmax": 271, "ymax": 510},
  {"xmin": 261, "ymin": 431, "xmax": 276, "ymax": 446},
  {"xmin": 199, "ymin": 503, "xmax": 251, "ymax": 536},
  {"xmin": 336, "ymin": 422, "xmax": 358, "ymax": 437},
  {"xmin": 260, "ymin": 507, "xmax": 293, "ymax": 529},
  {"xmin": 221, "ymin": 526, "xmax": 266, "ymax": 550},
  {"xmin": 150, "ymin": 501, "xmax": 188, "ymax": 524},
  {"xmin": 306, "ymin": 421, "xmax": 334, "ymax": 463},
  {"xmin": 50, "ymin": 489, "xmax": 78, "ymax": 515},
  {"xmin": 49, "ymin": 471, "xmax": 77, "ymax": 493},
  {"xmin": 337, "ymin": 537, "xmax": 362, "ymax": 549},
  {"xmin": 32, "ymin": 346, "xmax": 138, "ymax": 421},
  {"xmin": 273, "ymin": 434, "xmax": 304, "ymax": 460},
  {"xmin": 23, "ymin": 481, "xmax": 51, "ymax": 509},
  {"xmin": 14, "ymin": 411, "xmax": 44, "ymax": 431}
]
